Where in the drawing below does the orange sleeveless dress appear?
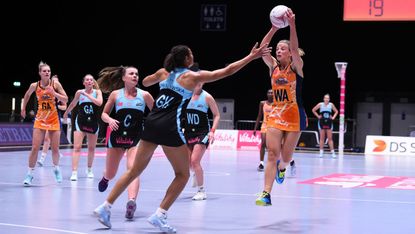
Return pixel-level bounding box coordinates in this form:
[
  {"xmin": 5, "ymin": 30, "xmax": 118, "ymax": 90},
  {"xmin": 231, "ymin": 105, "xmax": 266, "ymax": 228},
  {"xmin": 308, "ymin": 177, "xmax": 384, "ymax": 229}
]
[
  {"xmin": 260, "ymin": 101, "xmax": 272, "ymax": 133},
  {"xmin": 33, "ymin": 80, "xmax": 60, "ymax": 131},
  {"xmin": 266, "ymin": 65, "xmax": 307, "ymax": 132}
]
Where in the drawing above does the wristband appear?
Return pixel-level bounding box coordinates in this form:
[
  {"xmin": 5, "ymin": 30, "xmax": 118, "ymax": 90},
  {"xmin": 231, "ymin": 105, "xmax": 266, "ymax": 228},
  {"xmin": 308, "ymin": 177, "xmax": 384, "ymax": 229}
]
[{"xmin": 210, "ymin": 128, "xmax": 216, "ymax": 133}]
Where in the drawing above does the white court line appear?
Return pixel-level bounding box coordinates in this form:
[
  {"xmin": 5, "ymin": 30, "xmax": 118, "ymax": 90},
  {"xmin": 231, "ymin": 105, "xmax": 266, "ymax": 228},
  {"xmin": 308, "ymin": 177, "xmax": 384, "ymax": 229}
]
[
  {"xmin": 2, "ymin": 182, "xmax": 415, "ymax": 206},
  {"xmin": 0, "ymin": 223, "xmax": 87, "ymax": 234},
  {"xmin": 204, "ymin": 171, "xmax": 231, "ymax": 176},
  {"xmin": 142, "ymin": 188, "xmax": 415, "ymax": 206}
]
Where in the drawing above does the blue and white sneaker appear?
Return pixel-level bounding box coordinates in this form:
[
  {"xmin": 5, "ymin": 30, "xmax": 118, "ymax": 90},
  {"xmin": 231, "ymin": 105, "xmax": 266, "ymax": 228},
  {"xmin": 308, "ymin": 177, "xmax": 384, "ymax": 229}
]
[
  {"xmin": 255, "ymin": 191, "xmax": 272, "ymax": 206},
  {"xmin": 147, "ymin": 213, "xmax": 177, "ymax": 233},
  {"xmin": 53, "ymin": 168, "xmax": 63, "ymax": 183},
  {"xmin": 94, "ymin": 204, "xmax": 112, "ymax": 228},
  {"xmin": 275, "ymin": 160, "xmax": 286, "ymax": 184},
  {"xmin": 23, "ymin": 174, "xmax": 34, "ymax": 186}
]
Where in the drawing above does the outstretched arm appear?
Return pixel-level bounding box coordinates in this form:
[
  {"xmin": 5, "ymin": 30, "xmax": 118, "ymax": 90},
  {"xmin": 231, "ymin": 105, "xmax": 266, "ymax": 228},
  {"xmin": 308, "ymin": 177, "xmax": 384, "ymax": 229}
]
[
  {"xmin": 261, "ymin": 27, "xmax": 279, "ymax": 72},
  {"xmin": 196, "ymin": 42, "xmax": 271, "ymax": 84}
]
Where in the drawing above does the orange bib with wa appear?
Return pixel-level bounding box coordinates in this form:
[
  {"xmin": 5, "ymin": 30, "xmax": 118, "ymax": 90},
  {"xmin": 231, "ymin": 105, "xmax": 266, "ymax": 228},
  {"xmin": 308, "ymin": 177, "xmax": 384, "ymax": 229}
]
[{"xmin": 267, "ymin": 65, "xmax": 304, "ymax": 132}]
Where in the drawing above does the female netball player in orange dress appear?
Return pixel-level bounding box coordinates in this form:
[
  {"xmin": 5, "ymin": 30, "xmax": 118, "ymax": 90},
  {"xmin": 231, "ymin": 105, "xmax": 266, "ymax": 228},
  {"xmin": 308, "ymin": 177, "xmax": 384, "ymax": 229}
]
[
  {"xmin": 21, "ymin": 61, "xmax": 68, "ymax": 186},
  {"xmin": 253, "ymin": 89, "xmax": 273, "ymax": 171},
  {"xmin": 256, "ymin": 7, "xmax": 307, "ymax": 206}
]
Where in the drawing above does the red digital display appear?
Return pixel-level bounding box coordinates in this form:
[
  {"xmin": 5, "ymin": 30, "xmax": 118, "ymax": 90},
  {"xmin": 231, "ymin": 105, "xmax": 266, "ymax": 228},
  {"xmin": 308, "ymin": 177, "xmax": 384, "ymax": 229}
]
[{"xmin": 344, "ymin": 0, "xmax": 415, "ymax": 21}]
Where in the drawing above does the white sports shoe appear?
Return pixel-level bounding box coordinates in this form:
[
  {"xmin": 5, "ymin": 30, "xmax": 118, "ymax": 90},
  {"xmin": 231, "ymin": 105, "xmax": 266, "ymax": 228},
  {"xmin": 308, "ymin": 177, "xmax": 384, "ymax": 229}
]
[
  {"xmin": 147, "ymin": 213, "xmax": 176, "ymax": 233},
  {"xmin": 192, "ymin": 191, "xmax": 207, "ymax": 201},
  {"xmin": 86, "ymin": 168, "xmax": 94, "ymax": 178},
  {"xmin": 289, "ymin": 162, "xmax": 297, "ymax": 177},
  {"xmin": 53, "ymin": 167, "xmax": 63, "ymax": 183},
  {"xmin": 70, "ymin": 171, "xmax": 78, "ymax": 181},
  {"xmin": 94, "ymin": 204, "xmax": 112, "ymax": 228},
  {"xmin": 23, "ymin": 174, "xmax": 34, "ymax": 186}
]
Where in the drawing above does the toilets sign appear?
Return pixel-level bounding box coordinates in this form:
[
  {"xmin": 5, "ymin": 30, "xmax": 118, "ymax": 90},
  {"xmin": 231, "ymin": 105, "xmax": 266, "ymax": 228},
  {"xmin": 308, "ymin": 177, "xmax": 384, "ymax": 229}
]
[{"xmin": 200, "ymin": 4, "xmax": 227, "ymax": 31}]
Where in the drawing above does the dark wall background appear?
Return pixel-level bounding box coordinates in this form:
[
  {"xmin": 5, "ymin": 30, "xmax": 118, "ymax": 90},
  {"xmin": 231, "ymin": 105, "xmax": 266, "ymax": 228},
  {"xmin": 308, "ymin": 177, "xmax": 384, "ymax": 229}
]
[{"xmin": 1, "ymin": 0, "xmax": 414, "ymax": 121}]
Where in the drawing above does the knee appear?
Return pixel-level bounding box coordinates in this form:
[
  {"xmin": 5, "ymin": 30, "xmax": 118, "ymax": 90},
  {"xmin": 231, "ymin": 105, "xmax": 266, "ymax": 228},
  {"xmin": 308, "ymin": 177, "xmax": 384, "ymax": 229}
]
[
  {"xmin": 176, "ymin": 170, "xmax": 190, "ymax": 181},
  {"xmin": 267, "ymin": 149, "xmax": 279, "ymax": 161},
  {"xmin": 190, "ymin": 159, "xmax": 200, "ymax": 169},
  {"xmin": 32, "ymin": 145, "xmax": 41, "ymax": 152}
]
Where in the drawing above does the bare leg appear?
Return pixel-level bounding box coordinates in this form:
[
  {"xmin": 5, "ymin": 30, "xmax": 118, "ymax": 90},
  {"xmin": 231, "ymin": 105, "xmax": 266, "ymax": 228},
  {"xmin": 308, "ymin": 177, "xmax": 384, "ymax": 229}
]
[
  {"xmin": 280, "ymin": 131, "xmax": 301, "ymax": 168},
  {"xmin": 71, "ymin": 131, "xmax": 85, "ymax": 171},
  {"xmin": 259, "ymin": 133, "xmax": 267, "ymax": 162},
  {"xmin": 319, "ymin": 130, "xmax": 326, "ymax": 151},
  {"xmin": 29, "ymin": 129, "xmax": 46, "ymax": 168},
  {"xmin": 104, "ymin": 148, "xmax": 125, "ymax": 180},
  {"xmin": 263, "ymin": 128, "xmax": 283, "ymax": 193},
  {"xmin": 327, "ymin": 129, "xmax": 334, "ymax": 151},
  {"xmin": 319, "ymin": 130, "xmax": 326, "ymax": 156},
  {"xmin": 326, "ymin": 129, "xmax": 336, "ymax": 157},
  {"xmin": 48, "ymin": 130, "xmax": 61, "ymax": 166},
  {"xmin": 126, "ymin": 147, "xmax": 140, "ymax": 200},
  {"xmin": 190, "ymin": 144, "xmax": 207, "ymax": 188},
  {"xmin": 159, "ymin": 145, "xmax": 190, "ymax": 210},
  {"xmin": 41, "ymin": 131, "xmax": 51, "ymax": 156},
  {"xmin": 106, "ymin": 140, "xmax": 157, "ymax": 204},
  {"xmin": 86, "ymin": 133, "xmax": 98, "ymax": 168}
]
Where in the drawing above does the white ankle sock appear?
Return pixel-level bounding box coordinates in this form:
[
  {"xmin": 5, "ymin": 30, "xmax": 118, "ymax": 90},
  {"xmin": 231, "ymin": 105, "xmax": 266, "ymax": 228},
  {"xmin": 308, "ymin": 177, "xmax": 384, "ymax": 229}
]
[
  {"xmin": 27, "ymin": 168, "xmax": 34, "ymax": 175},
  {"xmin": 104, "ymin": 201, "xmax": 112, "ymax": 209},
  {"xmin": 156, "ymin": 207, "xmax": 167, "ymax": 217}
]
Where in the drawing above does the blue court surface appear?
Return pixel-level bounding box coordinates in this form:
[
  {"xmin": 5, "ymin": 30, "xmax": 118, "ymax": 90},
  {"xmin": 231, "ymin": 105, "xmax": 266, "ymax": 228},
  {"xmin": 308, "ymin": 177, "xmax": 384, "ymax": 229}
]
[{"xmin": 1, "ymin": 147, "xmax": 414, "ymax": 234}]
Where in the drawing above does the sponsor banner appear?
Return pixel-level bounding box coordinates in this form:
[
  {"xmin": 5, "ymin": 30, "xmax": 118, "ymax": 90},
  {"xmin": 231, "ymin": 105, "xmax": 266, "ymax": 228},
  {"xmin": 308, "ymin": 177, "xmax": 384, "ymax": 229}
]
[
  {"xmin": 209, "ymin": 129, "xmax": 237, "ymax": 150},
  {"xmin": 365, "ymin": 135, "xmax": 415, "ymax": 156},
  {"xmin": 237, "ymin": 130, "xmax": 261, "ymax": 150},
  {"xmin": 0, "ymin": 123, "xmax": 69, "ymax": 146},
  {"xmin": 299, "ymin": 173, "xmax": 415, "ymax": 190},
  {"xmin": 0, "ymin": 123, "xmax": 33, "ymax": 146}
]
